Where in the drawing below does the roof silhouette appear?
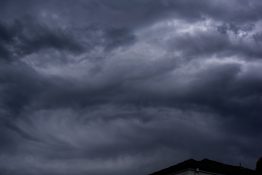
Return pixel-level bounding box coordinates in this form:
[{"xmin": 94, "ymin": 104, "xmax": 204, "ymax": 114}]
[{"xmin": 149, "ymin": 159, "xmax": 256, "ymax": 175}]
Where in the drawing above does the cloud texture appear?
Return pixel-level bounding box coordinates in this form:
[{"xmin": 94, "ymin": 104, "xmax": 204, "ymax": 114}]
[{"xmin": 0, "ymin": 0, "xmax": 262, "ymax": 174}]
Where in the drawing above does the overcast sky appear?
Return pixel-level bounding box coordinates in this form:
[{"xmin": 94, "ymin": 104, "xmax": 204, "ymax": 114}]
[{"xmin": 0, "ymin": 0, "xmax": 262, "ymax": 175}]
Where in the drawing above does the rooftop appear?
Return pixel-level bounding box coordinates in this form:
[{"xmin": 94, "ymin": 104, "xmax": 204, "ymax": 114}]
[{"xmin": 149, "ymin": 159, "xmax": 256, "ymax": 175}]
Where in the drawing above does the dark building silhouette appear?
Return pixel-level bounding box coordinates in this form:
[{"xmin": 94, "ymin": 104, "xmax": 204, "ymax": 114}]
[
  {"xmin": 256, "ymin": 157, "xmax": 262, "ymax": 174},
  {"xmin": 149, "ymin": 159, "xmax": 256, "ymax": 175}
]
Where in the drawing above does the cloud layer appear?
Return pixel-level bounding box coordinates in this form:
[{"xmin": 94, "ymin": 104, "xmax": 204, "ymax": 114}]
[{"xmin": 0, "ymin": 0, "xmax": 262, "ymax": 175}]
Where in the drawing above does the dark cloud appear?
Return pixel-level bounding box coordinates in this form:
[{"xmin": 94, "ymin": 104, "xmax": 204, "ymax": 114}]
[
  {"xmin": 0, "ymin": 18, "xmax": 83, "ymax": 61},
  {"xmin": 0, "ymin": 0, "xmax": 262, "ymax": 175}
]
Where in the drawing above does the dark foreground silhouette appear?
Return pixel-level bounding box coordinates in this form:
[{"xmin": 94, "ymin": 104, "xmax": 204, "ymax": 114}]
[{"xmin": 149, "ymin": 157, "xmax": 262, "ymax": 175}]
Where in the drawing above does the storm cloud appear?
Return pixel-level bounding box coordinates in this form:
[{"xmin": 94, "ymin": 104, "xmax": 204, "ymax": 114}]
[{"xmin": 0, "ymin": 0, "xmax": 262, "ymax": 175}]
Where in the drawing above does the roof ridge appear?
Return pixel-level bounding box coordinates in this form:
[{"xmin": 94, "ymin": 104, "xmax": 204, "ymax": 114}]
[{"xmin": 149, "ymin": 158, "xmax": 255, "ymax": 175}]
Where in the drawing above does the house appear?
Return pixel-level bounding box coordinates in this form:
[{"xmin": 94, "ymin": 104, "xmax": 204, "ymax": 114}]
[{"xmin": 149, "ymin": 159, "xmax": 257, "ymax": 175}]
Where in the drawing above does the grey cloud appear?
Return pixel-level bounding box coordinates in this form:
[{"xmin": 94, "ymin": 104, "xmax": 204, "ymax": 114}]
[
  {"xmin": 1, "ymin": 0, "xmax": 259, "ymax": 29},
  {"xmin": 0, "ymin": 0, "xmax": 262, "ymax": 175},
  {"xmin": 0, "ymin": 106, "xmax": 254, "ymax": 175},
  {"xmin": 0, "ymin": 18, "xmax": 83, "ymax": 61}
]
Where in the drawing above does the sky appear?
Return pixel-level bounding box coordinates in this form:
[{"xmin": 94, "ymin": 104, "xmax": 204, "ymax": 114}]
[{"xmin": 0, "ymin": 0, "xmax": 262, "ymax": 175}]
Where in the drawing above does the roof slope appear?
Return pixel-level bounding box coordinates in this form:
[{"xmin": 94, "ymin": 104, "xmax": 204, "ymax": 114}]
[{"xmin": 149, "ymin": 159, "xmax": 256, "ymax": 175}]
